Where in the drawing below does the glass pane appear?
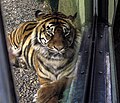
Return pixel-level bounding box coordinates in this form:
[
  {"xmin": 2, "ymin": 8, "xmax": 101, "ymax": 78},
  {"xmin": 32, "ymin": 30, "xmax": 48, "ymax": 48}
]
[{"xmin": 1, "ymin": 0, "xmax": 92, "ymax": 102}]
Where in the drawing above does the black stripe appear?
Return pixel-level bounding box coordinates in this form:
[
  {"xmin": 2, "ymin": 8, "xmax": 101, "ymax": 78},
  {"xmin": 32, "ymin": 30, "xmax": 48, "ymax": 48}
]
[
  {"xmin": 38, "ymin": 67, "xmax": 48, "ymax": 77},
  {"xmin": 66, "ymin": 68, "xmax": 75, "ymax": 77},
  {"xmin": 30, "ymin": 49, "xmax": 35, "ymax": 70},
  {"xmin": 18, "ymin": 32, "xmax": 32, "ymax": 56},
  {"xmin": 42, "ymin": 14, "xmax": 53, "ymax": 19},
  {"xmin": 31, "ymin": 28, "xmax": 39, "ymax": 45},
  {"xmin": 40, "ymin": 17, "xmax": 69, "ymax": 26},
  {"xmin": 24, "ymin": 45, "xmax": 28, "ymax": 62},
  {"xmin": 22, "ymin": 32, "xmax": 32, "ymax": 46},
  {"xmin": 37, "ymin": 75, "xmax": 52, "ymax": 83},
  {"xmin": 26, "ymin": 40, "xmax": 32, "ymax": 68},
  {"xmin": 23, "ymin": 22, "xmax": 37, "ymax": 34},
  {"xmin": 15, "ymin": 29, "xmax": 20, "ymax": 45},
  {"xmin": 12, "ymin": 29, "xmax": 18, "ymax": 48},
  {"xmin": 37, "ymin": 57, "xmax": 53, "ymax": 76}
]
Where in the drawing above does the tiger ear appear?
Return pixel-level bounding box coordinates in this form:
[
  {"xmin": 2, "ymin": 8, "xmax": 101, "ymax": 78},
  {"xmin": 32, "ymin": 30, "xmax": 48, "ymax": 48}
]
[
  {"xmin": 35, "ymin": 10, "xmax": 45, "ymax": 21},
  {"xmin": 68, "ymin": 12, "xmax": 77, "ymax": 22}
]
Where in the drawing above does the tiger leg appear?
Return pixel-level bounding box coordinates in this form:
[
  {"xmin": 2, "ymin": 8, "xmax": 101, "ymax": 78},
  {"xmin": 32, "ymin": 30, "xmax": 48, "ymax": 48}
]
[
  {"xmin": 35, "ymin": 77, "xmax": 73, "ymax": 103},
  {"xmin": 7, "ymin": 43, "xmax": 27, "ymax": 68},
  {"xmin": 7, "ymin": 51, "xmax": 23, "ymax": 68},
  {"xmin": 11, "ymin": 56, "xmax": 27, "ymax": 69}
]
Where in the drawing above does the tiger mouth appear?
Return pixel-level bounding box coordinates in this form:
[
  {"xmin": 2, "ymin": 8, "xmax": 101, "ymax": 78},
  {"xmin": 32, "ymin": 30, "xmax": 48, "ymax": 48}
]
[
  {"xmin": 42, "ymin": 51, "xmax": 74, "ymax": 60},
  {"xmin": 49, "ymin": 53, "xmax": 65, "ymax": 60},
  {"xmin": 39, "ymin": 52, "xmax": 69, "ymax": 60},
  {"xmin": 37, "ymin": 47, "xmax": 74, "ymax": 61}
]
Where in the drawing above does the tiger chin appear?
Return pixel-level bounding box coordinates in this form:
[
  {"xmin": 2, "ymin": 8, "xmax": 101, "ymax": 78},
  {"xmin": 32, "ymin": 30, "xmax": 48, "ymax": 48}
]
[{"xmin": 7, "ymin": 10, "xmax": 81, "ymax": 103}]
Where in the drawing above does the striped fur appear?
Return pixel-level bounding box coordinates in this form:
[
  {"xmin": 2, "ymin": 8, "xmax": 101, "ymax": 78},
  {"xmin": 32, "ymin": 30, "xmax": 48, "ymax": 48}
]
[{"xmin": 8, "ymin": 11, "xmax": 81, "ymax": 84}]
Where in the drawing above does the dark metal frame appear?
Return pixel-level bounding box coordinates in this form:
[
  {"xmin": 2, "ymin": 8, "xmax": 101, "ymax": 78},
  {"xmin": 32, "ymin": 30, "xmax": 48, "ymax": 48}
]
[
  {"xmin": 113, "ymin": 0, "xmax": 120, "ymax": 101},
  {"xmin": 70, "ymin": 0, "xmax": 119, "ymax": 103}
]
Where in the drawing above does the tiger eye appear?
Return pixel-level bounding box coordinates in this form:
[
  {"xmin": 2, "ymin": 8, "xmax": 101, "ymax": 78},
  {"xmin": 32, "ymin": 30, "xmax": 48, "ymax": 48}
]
[{"xmin": 47, "ymin": 26, "xmax": 50, "ymax": 29}]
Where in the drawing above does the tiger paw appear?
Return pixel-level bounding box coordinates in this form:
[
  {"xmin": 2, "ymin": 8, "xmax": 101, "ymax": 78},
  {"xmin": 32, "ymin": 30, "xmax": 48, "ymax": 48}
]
[
  {"xmin": 34, "ymin": 77, "xmax": 73, "ymax": 103},
  {"xmin": 35, "ymin": 83, "xmax": 59, "ymax": 103},
  {"xmin": 17, "ymin": 57, "xmax": 27, "ymax": 68}
]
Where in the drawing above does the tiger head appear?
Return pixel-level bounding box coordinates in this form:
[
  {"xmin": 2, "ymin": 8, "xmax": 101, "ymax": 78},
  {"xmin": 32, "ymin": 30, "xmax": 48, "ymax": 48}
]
[{"xmin": 32, "ymin": 11, "xmax": 80, "ymax": 69}]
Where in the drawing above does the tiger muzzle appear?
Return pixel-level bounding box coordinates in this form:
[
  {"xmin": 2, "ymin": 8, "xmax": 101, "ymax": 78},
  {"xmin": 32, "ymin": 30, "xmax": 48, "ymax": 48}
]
[{"xmin": 48, "ymin": 26, "xmax": 66, "ymax": 52}]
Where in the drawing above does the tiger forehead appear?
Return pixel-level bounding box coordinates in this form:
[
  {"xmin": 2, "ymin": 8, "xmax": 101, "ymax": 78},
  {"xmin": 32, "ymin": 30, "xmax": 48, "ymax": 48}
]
[
  {"xmin": 40, "ymin": 15, "xmax": 71, "ymax": 25},
  {"xmin": 45, "ymin": 18, "xmax": 70, "ymax": 27}
]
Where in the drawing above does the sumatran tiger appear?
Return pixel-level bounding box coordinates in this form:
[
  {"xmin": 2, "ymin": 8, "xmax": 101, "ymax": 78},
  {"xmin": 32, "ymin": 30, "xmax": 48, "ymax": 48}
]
[{"xmin": 7, "ymin": 10, "xmax": 81, "ymax": 103}]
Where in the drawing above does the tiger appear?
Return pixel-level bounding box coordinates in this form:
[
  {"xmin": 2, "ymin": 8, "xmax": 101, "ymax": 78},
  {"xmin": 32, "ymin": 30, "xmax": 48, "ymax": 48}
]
[{"xmin": 7, "ymin": 10, "xmax": 81, "ymax": 103}]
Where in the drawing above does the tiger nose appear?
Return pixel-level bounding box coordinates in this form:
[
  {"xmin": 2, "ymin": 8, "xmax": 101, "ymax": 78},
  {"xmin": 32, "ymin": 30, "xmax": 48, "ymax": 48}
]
[{"xmin": 54, "ymin": 45, "xmax": 64, "ymax": 51}]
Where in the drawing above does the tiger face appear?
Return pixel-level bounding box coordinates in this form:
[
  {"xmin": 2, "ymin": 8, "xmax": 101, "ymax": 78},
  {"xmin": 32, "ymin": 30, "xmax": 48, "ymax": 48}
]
[{"xmin": 32, "ymin": 11, "xmax": 78, "ymax": 70}]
